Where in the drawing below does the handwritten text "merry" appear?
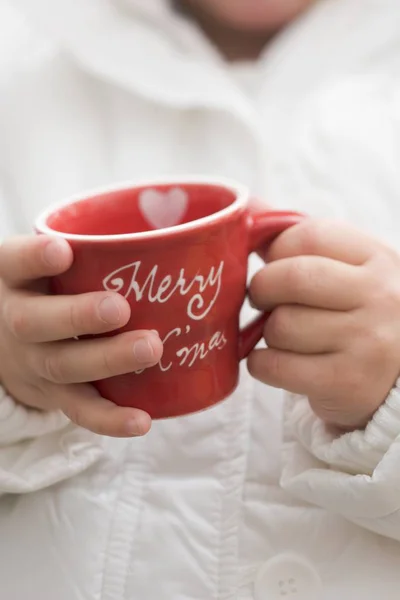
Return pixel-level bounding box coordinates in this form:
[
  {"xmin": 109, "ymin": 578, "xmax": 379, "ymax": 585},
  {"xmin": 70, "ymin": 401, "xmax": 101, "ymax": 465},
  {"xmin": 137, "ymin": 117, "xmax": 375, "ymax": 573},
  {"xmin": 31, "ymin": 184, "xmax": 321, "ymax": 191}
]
[{"xmin": 103, "ymin": 260, "xmax": 224, "ymax": 320}]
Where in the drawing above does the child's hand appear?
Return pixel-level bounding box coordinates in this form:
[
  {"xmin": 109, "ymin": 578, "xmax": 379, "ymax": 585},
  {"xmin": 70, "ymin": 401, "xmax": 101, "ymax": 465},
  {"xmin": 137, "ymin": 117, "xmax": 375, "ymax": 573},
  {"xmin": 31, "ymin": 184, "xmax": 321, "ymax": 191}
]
[
  {"xmin": 0, "ymin": 235, "xmax": 163, "ymax": 437},
  {"xmin": 248, "ymin": 220, "xmax": 400, "ymax": 430}
]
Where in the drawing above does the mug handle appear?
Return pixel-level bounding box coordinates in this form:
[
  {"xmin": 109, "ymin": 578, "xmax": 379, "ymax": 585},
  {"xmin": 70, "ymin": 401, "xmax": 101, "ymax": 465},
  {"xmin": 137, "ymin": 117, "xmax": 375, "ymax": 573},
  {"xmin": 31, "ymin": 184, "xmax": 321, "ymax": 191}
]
[{"xmin": 238, "ymin": 210, "xmax": 305, "ymax": 361}]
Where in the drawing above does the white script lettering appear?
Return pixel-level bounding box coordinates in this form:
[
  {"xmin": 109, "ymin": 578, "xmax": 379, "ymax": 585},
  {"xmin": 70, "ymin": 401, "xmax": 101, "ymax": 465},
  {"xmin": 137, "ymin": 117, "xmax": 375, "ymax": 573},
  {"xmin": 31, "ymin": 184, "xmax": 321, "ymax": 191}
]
[
  {"xmin": 156, "ymin": 326, "xmax": 227, "ymax": 372},
  {"xmin": 103, "ymin": 260, "xmax": 224, "ymax": 320}
]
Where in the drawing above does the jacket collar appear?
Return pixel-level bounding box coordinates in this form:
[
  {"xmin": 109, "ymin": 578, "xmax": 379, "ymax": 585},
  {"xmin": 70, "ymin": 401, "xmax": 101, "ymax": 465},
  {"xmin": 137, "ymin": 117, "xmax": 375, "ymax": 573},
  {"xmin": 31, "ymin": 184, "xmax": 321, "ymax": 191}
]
[{"xmin": 11, "ymin": 0, "xmax": 400, "ymax": 116}]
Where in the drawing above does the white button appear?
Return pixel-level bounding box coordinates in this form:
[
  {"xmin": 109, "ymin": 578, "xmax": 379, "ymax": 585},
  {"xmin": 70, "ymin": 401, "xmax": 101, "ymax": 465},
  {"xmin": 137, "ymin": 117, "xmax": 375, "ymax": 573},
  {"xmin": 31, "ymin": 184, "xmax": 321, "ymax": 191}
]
[{"xmin": 254, "ymin": 553, "xmax": 323, "ymax": 600}]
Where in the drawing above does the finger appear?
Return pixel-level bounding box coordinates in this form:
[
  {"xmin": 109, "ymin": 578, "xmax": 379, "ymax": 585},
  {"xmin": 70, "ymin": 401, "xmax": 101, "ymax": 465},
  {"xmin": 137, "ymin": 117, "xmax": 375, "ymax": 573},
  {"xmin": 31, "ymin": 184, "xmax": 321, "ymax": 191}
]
[
  {"xmin": 0, "ymin": 235, "xmax": 72, "ymax": 286},
  {"xmin": 4, "ymin": 290, "xmax": 131, "ymax": 342},
  {"xmin": 265, "ymin": 219, "xmax": 379, "ymax": 265},
  {"xmin": 247, "ymin": 347, "xmax": 338, "ymax": 397},
  {"xmin": 34, "ymin": 330, "xmax": 163, "ymax": 384},
  {"xmin": 264, "ymin": 305, "xmax": 350, "ymax": 354},
  {"xmin": 250, "ymin": 256, "xmax": 367, "ymax": 311},
  {"xmin": 56, "ymin": 382, "xmax": 151, "ymax": 437}
]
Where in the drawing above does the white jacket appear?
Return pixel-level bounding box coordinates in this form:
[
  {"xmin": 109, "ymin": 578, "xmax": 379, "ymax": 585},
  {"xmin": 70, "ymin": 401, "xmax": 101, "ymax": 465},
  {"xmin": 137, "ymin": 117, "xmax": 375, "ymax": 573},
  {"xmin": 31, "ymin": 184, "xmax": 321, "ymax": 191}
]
[{"xmin": 1, "ymin": 1, "xmax": 400, "ymax": 598}]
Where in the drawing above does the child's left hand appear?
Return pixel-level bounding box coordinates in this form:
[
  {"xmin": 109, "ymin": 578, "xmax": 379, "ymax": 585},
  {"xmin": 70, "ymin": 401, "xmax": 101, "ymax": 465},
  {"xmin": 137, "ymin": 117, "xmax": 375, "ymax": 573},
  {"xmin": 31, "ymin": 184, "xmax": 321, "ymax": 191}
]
[{"xmin": 248, "ymin": 219, "xmax": 400, "ymax": 431}]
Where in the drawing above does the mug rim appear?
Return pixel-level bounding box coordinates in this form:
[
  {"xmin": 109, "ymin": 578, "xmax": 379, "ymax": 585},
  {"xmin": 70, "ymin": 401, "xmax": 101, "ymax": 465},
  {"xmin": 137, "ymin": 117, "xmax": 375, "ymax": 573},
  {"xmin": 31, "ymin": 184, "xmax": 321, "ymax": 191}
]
[{"xmin": 34, "ymin": 175, "xmax": 249, "ymax": 242}]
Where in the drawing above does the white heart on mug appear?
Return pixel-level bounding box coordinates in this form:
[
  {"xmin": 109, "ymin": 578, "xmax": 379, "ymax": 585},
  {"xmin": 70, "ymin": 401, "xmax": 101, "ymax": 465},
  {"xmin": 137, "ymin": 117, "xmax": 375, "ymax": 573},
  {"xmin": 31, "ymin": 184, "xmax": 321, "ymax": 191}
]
[{"xmin": 138, "ymin": 187, "xmax": 188, "ymax": 230}]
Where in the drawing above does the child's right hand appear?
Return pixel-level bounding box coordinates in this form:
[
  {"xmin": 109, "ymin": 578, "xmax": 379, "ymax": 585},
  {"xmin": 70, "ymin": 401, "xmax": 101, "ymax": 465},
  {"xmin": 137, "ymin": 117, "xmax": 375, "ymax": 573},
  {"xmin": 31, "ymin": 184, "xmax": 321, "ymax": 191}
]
[{"xmin": 0, "ymin": 235, "xmax": 163, "ymax": 437}]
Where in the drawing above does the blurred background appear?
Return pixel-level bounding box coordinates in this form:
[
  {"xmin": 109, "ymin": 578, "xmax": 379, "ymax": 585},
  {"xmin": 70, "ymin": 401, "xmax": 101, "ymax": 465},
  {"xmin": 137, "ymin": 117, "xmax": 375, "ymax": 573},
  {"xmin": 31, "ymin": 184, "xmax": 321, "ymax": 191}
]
[{"xmin": 0, "ymin": 2, "xmax": 32, "ymax": 72}]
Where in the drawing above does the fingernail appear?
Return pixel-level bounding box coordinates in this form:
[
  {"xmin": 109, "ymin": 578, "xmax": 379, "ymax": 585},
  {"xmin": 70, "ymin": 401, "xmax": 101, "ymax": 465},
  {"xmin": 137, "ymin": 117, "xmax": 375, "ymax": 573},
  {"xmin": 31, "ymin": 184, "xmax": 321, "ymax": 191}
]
[
  {"xmin": 126, "ymin": 415, "xmax": 150, "ymax": 437},
  {"xmin": 126, "ymin": 418, "xmax": 141, "ymax": 436},
  {"xmin": 43, "ymin": 239, "xmax": 68, "ymax": 268},
  {"xmin": 99, "ymin": 296, "xmax": 121, "ymax": 325},
  {"xmin": 133, "ymin": 337, "xmax": 156, "ymax": 364}
]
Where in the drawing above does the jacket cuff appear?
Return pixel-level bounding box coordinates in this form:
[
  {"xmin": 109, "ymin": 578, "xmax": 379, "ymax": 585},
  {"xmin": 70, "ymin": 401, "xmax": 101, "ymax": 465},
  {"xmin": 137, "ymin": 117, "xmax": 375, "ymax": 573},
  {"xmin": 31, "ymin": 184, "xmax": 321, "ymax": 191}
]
[
  {"xmin": 282, "ymin": 380, "xmax": 400, "ymax": 477},
  {"xmin": 280, "ymin": 381, "xmax": 400, "ymax": 534},
  {"xmin": 0, "ymin": 387, "xmax": 104, "ymax": 495},
  {"xmin": 0, "ymin": 386, "xmax": 69, "ymax": 446}
]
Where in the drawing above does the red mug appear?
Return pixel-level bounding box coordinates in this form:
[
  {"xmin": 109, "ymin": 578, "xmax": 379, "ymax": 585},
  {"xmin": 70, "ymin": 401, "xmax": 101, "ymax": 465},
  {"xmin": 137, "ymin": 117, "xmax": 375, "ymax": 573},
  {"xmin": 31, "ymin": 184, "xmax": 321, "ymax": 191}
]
[{"xmin": 35, "ymin": 177, "xmax": 302, "ymax": 419}]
